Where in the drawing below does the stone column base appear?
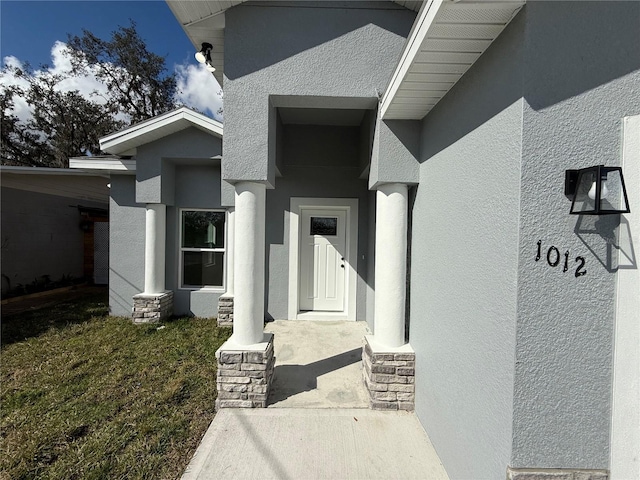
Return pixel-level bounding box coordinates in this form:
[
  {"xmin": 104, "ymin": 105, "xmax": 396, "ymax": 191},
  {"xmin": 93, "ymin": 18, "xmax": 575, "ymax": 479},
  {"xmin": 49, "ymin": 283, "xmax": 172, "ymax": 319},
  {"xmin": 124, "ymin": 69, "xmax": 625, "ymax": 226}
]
[
  {"xmin": 217, "ymin": 295, "xmax": 234, "ymax": 327},
  {"xmin": 215, "ymin": 333, "xmax": 275, "ymax": 409},
  {"xmin": 132, "ymin": 291, "xmax": 173, "ymax": 323},
  {"xmin": 362, "ymin": 335, "xmax": 415, "ymax": 411},
  {"xmin": 507, "ymin": 467, "xmax": 608, "ymax": 480}
]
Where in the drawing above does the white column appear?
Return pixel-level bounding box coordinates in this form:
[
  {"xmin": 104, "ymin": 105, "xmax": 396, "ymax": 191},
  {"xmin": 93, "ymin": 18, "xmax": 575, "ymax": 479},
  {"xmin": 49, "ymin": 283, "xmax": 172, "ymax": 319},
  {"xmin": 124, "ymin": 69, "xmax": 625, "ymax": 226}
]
[
  {"xmin": 144, "ymin": 203, "xmax": 166, "ymax": 294},
  {"xmin": 374, "ymin": 183, "xmax": 408, "ymax": 348},
  {"xmin": 233, "ymin": 182, "xmax": 266, "ymax": 345},
  {"xmin": 225, "ymin": 207, "xmax": 235, "ymax": 296}
]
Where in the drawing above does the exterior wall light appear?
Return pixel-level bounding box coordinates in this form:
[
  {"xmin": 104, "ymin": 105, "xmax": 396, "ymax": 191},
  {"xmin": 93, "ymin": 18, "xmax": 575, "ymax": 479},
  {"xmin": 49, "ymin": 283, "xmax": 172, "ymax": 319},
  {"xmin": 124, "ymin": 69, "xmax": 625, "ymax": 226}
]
[
  {"xmin": 195, "ymin": 42, "xmax": 215, "ymax": 72},
  {"xmin": 565, "ymin": 165, "xmax": 630, "ymax": 215}
]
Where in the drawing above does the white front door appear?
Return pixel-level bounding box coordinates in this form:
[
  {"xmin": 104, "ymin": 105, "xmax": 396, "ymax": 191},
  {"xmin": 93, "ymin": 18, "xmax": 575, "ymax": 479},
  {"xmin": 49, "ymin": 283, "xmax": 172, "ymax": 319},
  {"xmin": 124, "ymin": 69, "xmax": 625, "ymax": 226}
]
[{"xmin": 299, "ymin": 208, "xmax": 347, "ymax": 312}]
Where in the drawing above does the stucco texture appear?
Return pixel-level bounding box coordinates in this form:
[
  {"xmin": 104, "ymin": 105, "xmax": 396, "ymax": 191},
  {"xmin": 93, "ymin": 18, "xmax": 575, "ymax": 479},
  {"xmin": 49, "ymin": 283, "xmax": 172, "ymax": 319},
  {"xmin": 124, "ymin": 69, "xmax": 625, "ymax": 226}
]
[
  {"xmin": 513, "ymin": 0, "xmax": 640, "ymax": 469},
  {"xmin": 222, "ymin": 1, "xmax": 415, "ymax": 185},
  {"xmin": 410, "ymin": 2, "xmax": 640, "ymax": 478},
  {"xmin": 410, "ymin": 10, "xmax": 524, "ymax": 480}
]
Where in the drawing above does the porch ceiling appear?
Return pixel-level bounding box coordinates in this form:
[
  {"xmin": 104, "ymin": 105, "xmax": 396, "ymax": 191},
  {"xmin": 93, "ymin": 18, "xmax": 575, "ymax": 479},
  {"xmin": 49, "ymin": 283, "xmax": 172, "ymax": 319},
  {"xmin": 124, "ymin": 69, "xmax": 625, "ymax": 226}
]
[
  {"xmin": 380, "ymin": 0, "xmax": 525, "ymax": 121},
  {"xmin": 279, "ymin": 107, "xmax": 367, "ymax": 126},
  {"xmin": 165, "ymin": 0, "xmax": 422, "ymax": 86}
]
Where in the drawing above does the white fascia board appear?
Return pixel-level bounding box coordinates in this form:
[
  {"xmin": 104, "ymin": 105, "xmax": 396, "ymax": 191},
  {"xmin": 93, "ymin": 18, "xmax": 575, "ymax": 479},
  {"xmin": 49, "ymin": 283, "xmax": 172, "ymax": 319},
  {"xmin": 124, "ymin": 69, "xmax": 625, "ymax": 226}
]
[
  {"xmin": 99, "ymin": 107, "xmax": 223, "ymax": 155},
  {"xmin": 0, "ymin": 165, "xmax": 111, "ymax": 178},
  {"xmin": 69, "ymin": 157, "xmax": 137, "ymax": 174},
  {"xmin": 380, "ymin": 0, "xmax": 445, "ymax": 119}
]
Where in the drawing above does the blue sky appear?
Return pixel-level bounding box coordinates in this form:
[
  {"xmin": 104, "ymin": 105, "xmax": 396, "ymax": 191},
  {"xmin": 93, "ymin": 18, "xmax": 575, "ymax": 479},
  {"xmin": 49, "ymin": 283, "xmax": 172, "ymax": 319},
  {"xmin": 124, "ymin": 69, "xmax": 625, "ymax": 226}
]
[
  {"xmin": 1, "ymin": 1, "xmax": 194, "ymax": 72},
  {"xmin": 0, "ymin": 0, "xmax": 223, "ymax": 120}
]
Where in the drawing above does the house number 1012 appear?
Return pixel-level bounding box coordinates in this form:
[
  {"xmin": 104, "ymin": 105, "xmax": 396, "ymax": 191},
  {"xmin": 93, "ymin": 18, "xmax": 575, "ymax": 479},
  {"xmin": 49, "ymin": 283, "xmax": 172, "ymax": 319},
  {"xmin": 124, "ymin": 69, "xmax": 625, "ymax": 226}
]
[{"xmin": 536, "ymin": 240, "xmax": 586, "ymax": 277}]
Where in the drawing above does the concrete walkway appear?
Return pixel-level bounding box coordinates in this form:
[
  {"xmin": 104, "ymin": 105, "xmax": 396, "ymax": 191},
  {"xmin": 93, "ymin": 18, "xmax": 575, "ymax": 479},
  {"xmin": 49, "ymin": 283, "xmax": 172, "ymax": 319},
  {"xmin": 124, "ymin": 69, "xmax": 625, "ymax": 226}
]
[
  {"xmin": 182, "ymin": 320, "xmax": 449, "ymax": 479},
  {"xmin": 182, "ymin": 408, "xmax": 449, "ymax": 480}
]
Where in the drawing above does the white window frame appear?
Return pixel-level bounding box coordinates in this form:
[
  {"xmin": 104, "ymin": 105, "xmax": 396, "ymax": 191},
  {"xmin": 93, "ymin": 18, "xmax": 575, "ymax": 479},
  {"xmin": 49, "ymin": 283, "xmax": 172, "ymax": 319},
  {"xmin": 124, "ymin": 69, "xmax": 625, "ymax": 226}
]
[{"xmin": 179, "ymin": 208, "xmax": 226, "ymax": 291}]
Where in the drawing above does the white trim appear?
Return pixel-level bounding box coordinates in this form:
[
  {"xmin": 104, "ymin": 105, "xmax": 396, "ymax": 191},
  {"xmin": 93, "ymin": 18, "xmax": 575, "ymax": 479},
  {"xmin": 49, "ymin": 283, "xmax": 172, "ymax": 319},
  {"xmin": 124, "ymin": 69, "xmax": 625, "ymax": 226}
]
[
  {"xmin": 100, "ymin": 107, "xmax": 223, "ymax": 155},
  {"xmin": 69, "ymin": 157, "xmax": 136, "ymax": 173},
  {"xmin": 380, "ymin": 0, "xmax": 444, "ymax": 119},
  {"xmin": 288, "ymin": 197, "xmax": 358, "ymax": 321},
  {"xmin": 178, "ymin": 208, "xmax": 227, "ymax": 292},
  {"xmin": 1, "ymin": 165, "xmax": 109, "ymax": 177},
  {"xmin": 611, "ymin": 114, "xmax": 640, "ymax": 480}
]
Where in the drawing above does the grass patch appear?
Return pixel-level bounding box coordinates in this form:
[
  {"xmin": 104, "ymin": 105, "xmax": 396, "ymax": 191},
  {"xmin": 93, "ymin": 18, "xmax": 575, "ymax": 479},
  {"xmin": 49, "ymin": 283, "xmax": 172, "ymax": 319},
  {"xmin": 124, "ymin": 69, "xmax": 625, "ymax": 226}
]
[{"xmin": 1, "ymin": 291, "xmax": 231, "ymax": 479}]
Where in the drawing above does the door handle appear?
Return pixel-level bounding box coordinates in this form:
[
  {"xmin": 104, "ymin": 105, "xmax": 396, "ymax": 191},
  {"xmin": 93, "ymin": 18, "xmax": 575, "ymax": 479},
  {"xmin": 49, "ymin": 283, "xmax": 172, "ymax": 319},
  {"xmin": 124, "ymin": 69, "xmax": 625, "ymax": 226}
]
[{"xmin": 341, "ymin": 264, "xmax": 345, "ymax": 268}]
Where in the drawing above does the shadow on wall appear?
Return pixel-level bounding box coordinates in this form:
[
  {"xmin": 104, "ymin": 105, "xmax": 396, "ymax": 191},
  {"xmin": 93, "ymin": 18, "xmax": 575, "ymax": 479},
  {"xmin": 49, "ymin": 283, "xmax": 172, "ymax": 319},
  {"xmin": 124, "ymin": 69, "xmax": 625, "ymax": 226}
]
[
  {"xmin": 574, "ymin": 215, "xmax": 637, "ymax": 273},
  {"xmin": 523, "ymin": 1, "xmax": 640, "ymax": 112},
  {"xmin": 109, "ymin": 268, "xmax": 143, "ymax": 315},
  {"xmin": 421, "ymin": 3, "xmax": 640, "ymax": 163},
  {"xmin": 225, "ymin": 5, "xmax": 415, "ymax": 80}
]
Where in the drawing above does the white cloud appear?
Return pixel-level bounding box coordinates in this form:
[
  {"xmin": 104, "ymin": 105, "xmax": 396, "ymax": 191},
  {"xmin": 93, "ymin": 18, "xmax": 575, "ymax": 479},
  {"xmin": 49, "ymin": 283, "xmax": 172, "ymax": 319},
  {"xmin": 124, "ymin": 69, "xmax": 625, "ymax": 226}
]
[
  {"xmin": 1, "ymin": 41, "xmax": 224, "ymax": 131},
  {"xmin": 174, "ymin": 62, "xmax": 223, "ymax": 121},
  {"xmin": 1, "ymin": 42, "xmax": 112, "ymax": 124},
  {"xmin": 0, "ymin": 55, "xmax": 32, "ymax": 123}
]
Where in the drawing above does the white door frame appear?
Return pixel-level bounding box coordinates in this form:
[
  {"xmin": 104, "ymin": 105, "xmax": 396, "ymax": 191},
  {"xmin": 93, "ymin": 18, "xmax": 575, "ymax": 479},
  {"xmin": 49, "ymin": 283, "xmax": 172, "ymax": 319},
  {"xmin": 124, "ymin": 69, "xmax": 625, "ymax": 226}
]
[{"xmin": 288, "ymin": 197, "xmax": 358, "ymax": 320}]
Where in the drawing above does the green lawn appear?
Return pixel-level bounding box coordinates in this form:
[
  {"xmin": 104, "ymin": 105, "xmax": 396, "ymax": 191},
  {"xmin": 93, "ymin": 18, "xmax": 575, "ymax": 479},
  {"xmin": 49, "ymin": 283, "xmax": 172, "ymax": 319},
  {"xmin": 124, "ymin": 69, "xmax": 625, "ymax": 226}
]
[{"xmin": 1, "ymin": 291, "xmax": 231, "ymax": 480}]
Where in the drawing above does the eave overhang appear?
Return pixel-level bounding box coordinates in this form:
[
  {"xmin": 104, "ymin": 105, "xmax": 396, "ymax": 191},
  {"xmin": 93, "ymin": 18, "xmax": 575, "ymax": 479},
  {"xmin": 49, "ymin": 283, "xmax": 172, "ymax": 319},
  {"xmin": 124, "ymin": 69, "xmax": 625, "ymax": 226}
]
[
  {"xmin": 381, "ymin": 0, "xmax": 525, "ymax": 121},
  {"xmin": 99, "ymin": 107, "xmax": 223, "ymax": 156},
  {"xmin": 69, "ymin": 157, "xmax": 137, "ymax": 175}
]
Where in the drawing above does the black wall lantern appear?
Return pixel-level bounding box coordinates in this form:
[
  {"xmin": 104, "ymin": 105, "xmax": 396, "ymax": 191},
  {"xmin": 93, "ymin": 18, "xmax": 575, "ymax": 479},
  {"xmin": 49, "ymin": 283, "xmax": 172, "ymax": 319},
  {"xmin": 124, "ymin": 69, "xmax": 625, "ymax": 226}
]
[{"xmin": 565, "ymin": 165, "xmax": 630, "ymax": 215}]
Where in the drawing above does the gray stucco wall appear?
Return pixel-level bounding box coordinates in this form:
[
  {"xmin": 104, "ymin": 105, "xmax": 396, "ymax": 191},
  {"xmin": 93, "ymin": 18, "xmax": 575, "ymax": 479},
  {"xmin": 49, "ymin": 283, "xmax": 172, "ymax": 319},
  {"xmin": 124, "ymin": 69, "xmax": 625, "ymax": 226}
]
[
  {"xmin": 109, "ymin": 175, "xmax": 145, "ymax": 316},
  {"xmin": 513, "ymin": 1, "xmax": 640, "ymax": 469},
  {"xmin": 1, "ymin": 187, "xmax": 106, "ymax": 293},
  {"xmin": 223, "ymin": 1, "xmax": 416, "ymax": 185},
  {"xmin": 136, "ymin": 127, "xmax": 222, "ymax": 205},
  {"xmin": 410, "ymin": 2, "xmax": 640, "ymax": 477},
  {"xmin": 410, "ymin": 11, "xmax": 525, "ymax": 480}
]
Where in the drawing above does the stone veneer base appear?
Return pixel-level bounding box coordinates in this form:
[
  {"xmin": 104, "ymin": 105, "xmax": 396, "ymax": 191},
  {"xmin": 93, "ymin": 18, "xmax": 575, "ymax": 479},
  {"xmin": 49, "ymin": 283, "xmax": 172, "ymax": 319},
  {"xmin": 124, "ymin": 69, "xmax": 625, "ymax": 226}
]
[
  {"xmin": 132, "ymin": 291, "xmax": 173, "ymax": 323},
  {"xmin": 215, "ymin": 333, "xmax": 275, "ymax": 409},
  {"xmin": 362, "ymin": 335, "xmax": 415, "ymax": 411},
  {"xmin": 217, "ymin": 295, "xmax": 234, "ymax": 327},
  {"xmin": 507, "ymin": 467, "xmax": 608, "ymax": 480}
]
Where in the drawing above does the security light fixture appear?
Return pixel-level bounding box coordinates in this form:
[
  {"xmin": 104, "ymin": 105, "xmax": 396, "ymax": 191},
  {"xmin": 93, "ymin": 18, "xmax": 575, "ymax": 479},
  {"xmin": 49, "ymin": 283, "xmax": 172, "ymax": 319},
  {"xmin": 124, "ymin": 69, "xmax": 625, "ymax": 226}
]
[
  {"xmin": 195, "ymin": 43, "xmax": 215, "ymax": 72},
  {"xmin": 565, "ymin": 165, "xmax": 630, "ymax": 215}
]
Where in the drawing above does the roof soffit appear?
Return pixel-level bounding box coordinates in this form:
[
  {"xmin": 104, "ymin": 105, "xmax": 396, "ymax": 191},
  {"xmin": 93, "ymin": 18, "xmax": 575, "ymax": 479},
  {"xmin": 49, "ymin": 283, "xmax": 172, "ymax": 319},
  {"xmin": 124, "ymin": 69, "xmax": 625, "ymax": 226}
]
[{"xmin": 380, "ymin": 0, "xmax": 525, "ymax": 121}]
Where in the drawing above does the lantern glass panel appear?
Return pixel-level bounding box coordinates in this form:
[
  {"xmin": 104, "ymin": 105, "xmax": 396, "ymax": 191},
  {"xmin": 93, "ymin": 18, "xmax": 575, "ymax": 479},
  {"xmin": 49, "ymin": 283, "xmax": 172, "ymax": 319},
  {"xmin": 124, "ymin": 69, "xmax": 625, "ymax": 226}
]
[
  {"xmin": 570, "ymin": 167, "xmax": 598, "ymax": 214},
  {"xmin": 600, "ymin": 169, "xmax": 626, "ymax": 212}
]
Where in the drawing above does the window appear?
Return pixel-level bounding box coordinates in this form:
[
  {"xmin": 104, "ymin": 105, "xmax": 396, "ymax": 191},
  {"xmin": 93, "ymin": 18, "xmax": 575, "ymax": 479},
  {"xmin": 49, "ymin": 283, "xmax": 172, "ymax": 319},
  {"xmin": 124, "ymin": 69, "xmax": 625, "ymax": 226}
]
[
  {"xmin": 310, "ymin": 216, "xmax": 338, "ymax": 236},
  {"xmin": 180, "ymin": 210, "xmax": 225, "ymax": 289}
]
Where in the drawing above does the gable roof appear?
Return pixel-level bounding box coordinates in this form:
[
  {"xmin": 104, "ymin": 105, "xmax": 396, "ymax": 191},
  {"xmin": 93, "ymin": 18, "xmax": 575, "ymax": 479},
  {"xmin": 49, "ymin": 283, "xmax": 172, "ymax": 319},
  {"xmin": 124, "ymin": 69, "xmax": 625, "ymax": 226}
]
[
  {"xmin": 167, "ymin": 0, "xmax": 423, "ymax": 85},
  {"xmin": 100, "ymin": 107, "xmax": 223, "ymax": 156}
]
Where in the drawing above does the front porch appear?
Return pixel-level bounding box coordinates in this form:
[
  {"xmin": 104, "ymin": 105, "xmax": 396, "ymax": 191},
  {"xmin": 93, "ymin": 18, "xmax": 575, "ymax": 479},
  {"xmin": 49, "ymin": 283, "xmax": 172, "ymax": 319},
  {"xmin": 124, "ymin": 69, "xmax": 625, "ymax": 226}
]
[{"xmin": 265, "ymin": 320, "xmax": 370, "ymax": 409}]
